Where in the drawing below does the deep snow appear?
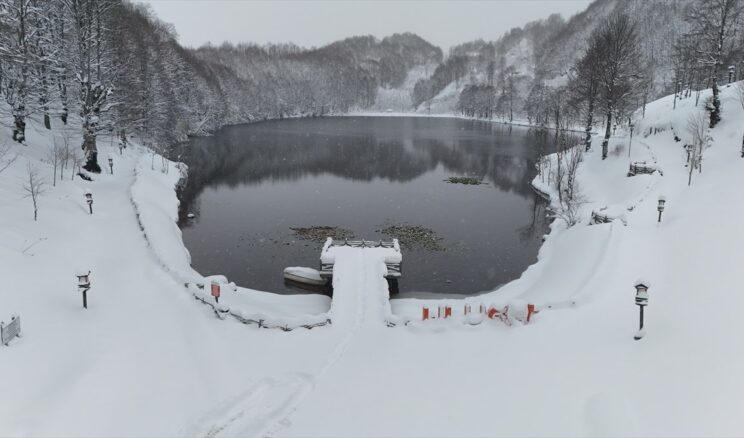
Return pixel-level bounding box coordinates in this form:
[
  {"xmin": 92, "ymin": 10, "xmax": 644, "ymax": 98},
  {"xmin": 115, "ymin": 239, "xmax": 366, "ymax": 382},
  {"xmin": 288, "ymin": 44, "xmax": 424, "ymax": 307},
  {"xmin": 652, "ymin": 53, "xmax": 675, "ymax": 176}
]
[{"xmin": 1, "ymin": 83, "xmax": 744, "ymax": 436}]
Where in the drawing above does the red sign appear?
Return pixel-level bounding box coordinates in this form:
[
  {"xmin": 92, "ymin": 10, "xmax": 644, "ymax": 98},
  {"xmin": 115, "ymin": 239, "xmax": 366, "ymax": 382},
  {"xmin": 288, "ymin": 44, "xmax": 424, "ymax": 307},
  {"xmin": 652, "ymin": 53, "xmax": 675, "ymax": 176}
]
[{"xmin": 211, "ymin": 283, "xmax": 221, "ymax": 298}]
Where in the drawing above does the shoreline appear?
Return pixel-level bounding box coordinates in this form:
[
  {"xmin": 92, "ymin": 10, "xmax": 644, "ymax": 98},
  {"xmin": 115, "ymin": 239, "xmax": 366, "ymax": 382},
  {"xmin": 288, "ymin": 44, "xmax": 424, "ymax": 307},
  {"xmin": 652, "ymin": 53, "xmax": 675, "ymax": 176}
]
[{"xmin": 144, "ymin": 142, "xmax": 576, "ymax": 322}]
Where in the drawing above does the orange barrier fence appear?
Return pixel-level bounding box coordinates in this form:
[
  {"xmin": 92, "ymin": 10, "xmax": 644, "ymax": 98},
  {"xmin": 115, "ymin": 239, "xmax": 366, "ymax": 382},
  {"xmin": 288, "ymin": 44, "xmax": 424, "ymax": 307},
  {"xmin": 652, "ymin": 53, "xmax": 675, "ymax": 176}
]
[{"xmin": 421, "ymin": 303, "xmax": 538, "ymax": 325}]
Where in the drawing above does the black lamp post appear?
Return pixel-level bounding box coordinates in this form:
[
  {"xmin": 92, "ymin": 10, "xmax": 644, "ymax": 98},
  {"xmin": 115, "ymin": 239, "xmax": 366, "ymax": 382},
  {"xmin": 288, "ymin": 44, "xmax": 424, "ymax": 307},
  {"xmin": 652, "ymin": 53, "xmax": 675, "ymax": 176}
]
[
  {"xmin": 76, "ymin": 270, "xmax": 91, "ymax": 309},
  {"xmin": 628, "ymin": 122, "xmax": 635, "ymax": 158},
  {"xmin": 657, "ymin": 196, "xmax": 666, "ymax": 223},
  {"xmin": 108, "ymin": 157, "xmax": 113, "ymax": 175},
  {"xmin": 728, "ymin": 65, "xmax": 735, "ymax": 84},
  {"xmin": 634, "ymin": 281, "xmax": 649, "ymax": 340},
  {"xmin": 85, "ymin": 191, "xmax": 93, "ymax": 214}
]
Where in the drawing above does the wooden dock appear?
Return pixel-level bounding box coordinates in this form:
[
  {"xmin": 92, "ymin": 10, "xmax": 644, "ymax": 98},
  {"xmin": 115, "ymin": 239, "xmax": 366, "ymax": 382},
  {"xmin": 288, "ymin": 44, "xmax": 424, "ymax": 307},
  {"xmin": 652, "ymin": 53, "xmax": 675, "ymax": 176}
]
[{"xmin": 319, "ymin": 239, "xmax": 402, "ymax": 280}]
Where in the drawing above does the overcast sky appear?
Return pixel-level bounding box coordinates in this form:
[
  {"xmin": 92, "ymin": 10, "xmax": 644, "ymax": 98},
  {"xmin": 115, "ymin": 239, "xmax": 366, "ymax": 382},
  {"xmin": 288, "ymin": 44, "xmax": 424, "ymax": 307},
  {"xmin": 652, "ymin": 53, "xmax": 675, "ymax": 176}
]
[{"xmin": 139, "ymin": 0, "xmax": 593, "ymax": 51}]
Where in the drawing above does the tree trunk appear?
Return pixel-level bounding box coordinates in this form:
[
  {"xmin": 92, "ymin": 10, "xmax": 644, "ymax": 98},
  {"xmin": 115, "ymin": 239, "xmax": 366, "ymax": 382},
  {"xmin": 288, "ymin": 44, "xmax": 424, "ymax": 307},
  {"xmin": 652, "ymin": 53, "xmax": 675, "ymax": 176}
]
[
  {"xmin": 584, "ymin": 100, "xmax": 594, "ymax": 151},
  {"xmin": 709, "ymin": 80, "xmax": 721, "ymax": 128},
  {"xmin": 119, "ymin": 129, "xmax": 128, "ymax": 149},
  {"xmin": 12, "ymin": 115, "xmax": 26, "ymax": 144},
  {"xmin": 601, "ymin": 110, "xmax": 612, "ymax": 160},
  {"xmin": 82, "ymin": 134, "xmax": 101, "ymax": 173}
]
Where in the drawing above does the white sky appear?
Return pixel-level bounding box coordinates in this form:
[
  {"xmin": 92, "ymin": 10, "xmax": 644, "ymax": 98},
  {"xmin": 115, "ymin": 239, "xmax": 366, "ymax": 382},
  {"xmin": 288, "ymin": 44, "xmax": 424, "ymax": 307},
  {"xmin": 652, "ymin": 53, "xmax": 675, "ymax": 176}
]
[{"xmin": 139, "ymin": 0, "xmax": 593, "ymax": 51}]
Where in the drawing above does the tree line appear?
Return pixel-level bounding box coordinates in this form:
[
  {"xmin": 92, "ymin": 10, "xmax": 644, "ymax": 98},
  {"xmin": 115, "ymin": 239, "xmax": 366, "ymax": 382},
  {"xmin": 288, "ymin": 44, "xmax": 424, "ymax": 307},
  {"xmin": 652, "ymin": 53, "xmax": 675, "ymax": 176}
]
[
  {"xmin": 448, "ymin": 0, "xmax": 744, "ymax": 158},
  {"xmin": 0, "ymin": 0, "xmax": 441, "ymax": 173}
]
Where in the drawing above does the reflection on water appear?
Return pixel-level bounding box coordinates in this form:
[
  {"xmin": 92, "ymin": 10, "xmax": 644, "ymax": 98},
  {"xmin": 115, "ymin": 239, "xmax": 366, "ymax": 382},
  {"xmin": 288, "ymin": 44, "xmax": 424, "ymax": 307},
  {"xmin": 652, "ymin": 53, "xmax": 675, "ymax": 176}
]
[{"xmin": 177, "ymin": 117, "xmax": 552, "ymax": 297}]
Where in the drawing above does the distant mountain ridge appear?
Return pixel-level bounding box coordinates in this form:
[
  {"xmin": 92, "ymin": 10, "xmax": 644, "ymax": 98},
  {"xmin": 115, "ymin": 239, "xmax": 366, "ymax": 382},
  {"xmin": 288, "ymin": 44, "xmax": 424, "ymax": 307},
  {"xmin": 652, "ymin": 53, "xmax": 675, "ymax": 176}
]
[{"xmin": 189, "ymin": 32, "xmax": 442, "ymax": 120}]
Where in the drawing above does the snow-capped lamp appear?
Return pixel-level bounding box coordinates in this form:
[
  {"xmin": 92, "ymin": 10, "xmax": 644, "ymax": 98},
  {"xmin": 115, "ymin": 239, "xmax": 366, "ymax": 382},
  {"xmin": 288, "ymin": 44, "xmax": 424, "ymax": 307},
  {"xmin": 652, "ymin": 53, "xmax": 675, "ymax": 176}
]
[
  {"xmin": 633, "ymin": 280, "xmax": 650, "ymax": 341},
  {"xmin": 85, "ymin": 190, "xmax": 93, "ymax": 214},
  {"xmin": 76, "ymin": 269, "xmax": 91, "ymax": 309},
  {"xmin": 108, "ymin": 157, "xmax": 113, "ymax": 175},
  {"xmin": 728, "ymin": 65, "xmax": 735, "ymax": 84},
  {"xmin": 657, "ymin": 196, "xmax": 666, "ymax": 223}
]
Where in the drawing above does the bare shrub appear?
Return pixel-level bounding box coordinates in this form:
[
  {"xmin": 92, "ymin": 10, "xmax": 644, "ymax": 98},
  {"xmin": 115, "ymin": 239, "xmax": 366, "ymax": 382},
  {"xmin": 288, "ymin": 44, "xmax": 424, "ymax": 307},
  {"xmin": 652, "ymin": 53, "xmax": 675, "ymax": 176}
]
[{"xmin": 22, "ymin": 163, "xmax": 49, "ymax": 221}]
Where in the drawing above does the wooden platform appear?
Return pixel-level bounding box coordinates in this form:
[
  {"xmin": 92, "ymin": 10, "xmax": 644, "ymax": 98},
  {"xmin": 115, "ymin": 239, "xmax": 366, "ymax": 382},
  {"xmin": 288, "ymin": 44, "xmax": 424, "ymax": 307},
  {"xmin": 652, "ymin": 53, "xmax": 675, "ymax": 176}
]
[{"xmin": 319, "ymin": 239, "xmax": 402, "ymax": 280}]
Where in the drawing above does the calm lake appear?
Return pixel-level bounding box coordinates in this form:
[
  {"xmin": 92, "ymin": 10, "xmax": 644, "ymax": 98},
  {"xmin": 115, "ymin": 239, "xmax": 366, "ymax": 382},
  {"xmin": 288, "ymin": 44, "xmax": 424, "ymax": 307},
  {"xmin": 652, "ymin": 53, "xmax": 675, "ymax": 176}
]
[{"xmin": 176, "ymin": 116, "xmax": 551, "ymax": 298}]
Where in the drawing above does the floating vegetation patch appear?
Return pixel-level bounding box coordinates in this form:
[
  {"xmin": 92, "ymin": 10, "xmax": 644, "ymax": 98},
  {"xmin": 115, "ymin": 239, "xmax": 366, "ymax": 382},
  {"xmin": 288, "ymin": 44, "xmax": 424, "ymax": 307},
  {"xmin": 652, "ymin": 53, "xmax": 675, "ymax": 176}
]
[
  {"xmin": 290, "ymin": 226, "xmax": 355, "ymax": 243},
  {"xmin": 445, "ymin": 176, "xmax": 486, "ymax": 185},
  {"xmin": 377, "ymin": 223, "xmax": 445, "ymax": 251}
]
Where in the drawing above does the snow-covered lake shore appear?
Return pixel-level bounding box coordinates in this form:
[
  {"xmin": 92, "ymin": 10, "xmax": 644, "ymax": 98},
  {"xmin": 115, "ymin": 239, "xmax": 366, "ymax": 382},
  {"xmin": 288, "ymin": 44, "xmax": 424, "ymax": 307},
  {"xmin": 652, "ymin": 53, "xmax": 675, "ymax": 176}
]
[
  {"xmin": 342, "ymin": 110, "xmax": 593, "ymax": 133},
  {"xmin": 1, "ymin": 83, "xmax": 744, "ymax": 436}
]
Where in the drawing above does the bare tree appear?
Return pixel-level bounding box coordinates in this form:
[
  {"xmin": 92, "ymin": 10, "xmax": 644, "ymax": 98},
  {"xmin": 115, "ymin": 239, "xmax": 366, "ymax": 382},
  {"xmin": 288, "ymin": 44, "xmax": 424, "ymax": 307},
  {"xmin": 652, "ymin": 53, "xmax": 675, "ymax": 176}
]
[
  {"xmin": 47, "ymin": 140, "xmax": 65, "ymax": 186},
  {"xmin": 70, "ymin": 148, "xmax": 83, "ymax": 180},
  {"xmin": 22, "ymin": 162, "xmax": 48, "ymax": 221},
  {"xmin": 595, "ymin": 13, "xmax": 645, "ymax": 160},
  {"xmin": 548, "ymin": 132, "xmax": 586, "ymax": 227},
  {"xmin": 61, "ymin": 0, "xmax": 118, "ymax": 173},
  {"xmin": 59, "ymin": 133, "xmax": 71, "ymax": 180},
  {"xmin": 563, "ymin": 144, "xmax": 583, "ymax": 201},
  {"xmin": 684, "ymin": 0, "xmax": 744, "ymax": 127},
  {"xmin": 0, "ymin": 0, "xmax": 46, "ymax": 143},
  {"xmin": 687, "ymin": 110, "xmax": 711, "ymax": 185},
  {"xmin": 570, "ymin": 32, "xmax": 602, "ymax": 151}
]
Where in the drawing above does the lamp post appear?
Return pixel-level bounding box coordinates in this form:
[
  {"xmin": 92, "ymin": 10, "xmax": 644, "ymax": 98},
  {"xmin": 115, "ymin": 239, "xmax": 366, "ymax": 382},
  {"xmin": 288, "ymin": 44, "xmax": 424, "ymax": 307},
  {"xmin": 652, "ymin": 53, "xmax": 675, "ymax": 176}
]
[
  {"xmin": 628, "ymin": 122, "xmax": 635, "ymax": 158},
  {"xmin": 657, "ymin": 196, "xmax": 666, "ymax": 223},
  {"xmin": 634, "ymin": 281, "xmax": 650, "ymax": 340},
  {"xmin": 728, "ymin": 65, "xmax": 735, "ymax": 84},
  {"xmin": 76, "ymin": 270, "xmax": 91, "ymax": 309},
  {"xmin": 108, "ymin": 157, "xmax": 113, "ymax": 175},
  {"xmin": 85, "ymin": 191, "xmax": 93, "ymax": 214}
]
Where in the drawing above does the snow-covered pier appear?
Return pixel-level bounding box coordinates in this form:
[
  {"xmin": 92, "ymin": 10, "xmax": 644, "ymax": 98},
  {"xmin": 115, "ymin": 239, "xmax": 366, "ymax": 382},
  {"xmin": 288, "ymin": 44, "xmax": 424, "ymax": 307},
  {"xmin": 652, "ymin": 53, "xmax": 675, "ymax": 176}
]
[
  {"xmin": 320, "ymin": 238, "xmax": 402, "ymax": 280},
  {"xmin": 321, "ymin": 240, "xmax": 400, "ymax": 329}
]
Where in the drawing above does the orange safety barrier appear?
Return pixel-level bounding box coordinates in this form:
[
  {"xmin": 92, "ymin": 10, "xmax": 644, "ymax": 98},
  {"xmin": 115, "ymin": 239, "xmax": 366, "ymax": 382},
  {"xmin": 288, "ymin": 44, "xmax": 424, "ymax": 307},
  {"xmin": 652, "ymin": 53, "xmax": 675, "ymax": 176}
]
[
  {"xmin": 464, "ymin": 305, "xmax": 471, "ymax": 315},
  {"xmin": 444, "ymin": 306, "xmax": 452, "ymax": 318},
  {"xmin": 422, "ymin": 307, "xmax": 430, "ymax": 320},
  {"xmin": 487, "ymin": 307, "xmax": 499, "ymax": 319}
]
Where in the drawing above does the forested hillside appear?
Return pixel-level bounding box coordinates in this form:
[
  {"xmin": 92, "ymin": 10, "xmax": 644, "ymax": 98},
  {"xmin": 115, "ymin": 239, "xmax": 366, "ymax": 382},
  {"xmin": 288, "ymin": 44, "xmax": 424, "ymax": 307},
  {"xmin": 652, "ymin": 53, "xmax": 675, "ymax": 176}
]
[
  {"xmin": 0, "ymin": 0, "xmax": 440, "ymax": 172},
  {"xmin": 3, "ymin": 0, "xmax": 742, "ymax": 175},
  {"xmin": 415, "ymin": 0, "xmax": 744, "ymax": 126}
]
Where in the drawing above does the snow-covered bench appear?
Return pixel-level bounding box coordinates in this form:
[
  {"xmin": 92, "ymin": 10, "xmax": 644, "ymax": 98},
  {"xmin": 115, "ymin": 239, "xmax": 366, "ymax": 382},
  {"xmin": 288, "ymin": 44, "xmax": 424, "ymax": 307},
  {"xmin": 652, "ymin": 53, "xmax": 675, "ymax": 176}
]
[{"xmin": 627, "ymin": 161, "xmax": 657, "ymax": 177}]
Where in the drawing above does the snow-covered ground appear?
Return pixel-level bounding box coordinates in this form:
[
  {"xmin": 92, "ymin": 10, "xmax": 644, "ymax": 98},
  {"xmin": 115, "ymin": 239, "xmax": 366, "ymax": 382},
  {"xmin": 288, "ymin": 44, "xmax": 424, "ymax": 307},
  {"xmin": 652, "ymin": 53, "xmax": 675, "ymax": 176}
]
[{"xmin": 1, "ymin": 83, "xmax": 744, "ymax": 436}]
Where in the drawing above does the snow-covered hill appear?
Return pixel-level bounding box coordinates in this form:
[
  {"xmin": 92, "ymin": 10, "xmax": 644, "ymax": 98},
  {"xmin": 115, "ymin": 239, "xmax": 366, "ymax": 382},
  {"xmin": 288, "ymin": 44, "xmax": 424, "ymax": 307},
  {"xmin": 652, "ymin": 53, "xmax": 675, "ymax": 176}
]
[
  {"xmin": 1, "ymin": 81, "xmax": 744, "ymax": 436},
  {"xmin": 414, "ymin": 0, "xmax": 694, "ymax": 115}
]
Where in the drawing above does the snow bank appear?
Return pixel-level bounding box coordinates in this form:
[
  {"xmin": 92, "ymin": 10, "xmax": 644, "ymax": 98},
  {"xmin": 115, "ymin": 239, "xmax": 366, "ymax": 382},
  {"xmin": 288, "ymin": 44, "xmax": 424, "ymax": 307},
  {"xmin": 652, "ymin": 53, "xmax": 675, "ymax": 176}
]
[
  {"xmin": 130, "ymin": 153, "xmax": 333, "ymax": 328},
  {"xmin": 130, "ymin": 154, "xmax": 199, "ymax": 283}
]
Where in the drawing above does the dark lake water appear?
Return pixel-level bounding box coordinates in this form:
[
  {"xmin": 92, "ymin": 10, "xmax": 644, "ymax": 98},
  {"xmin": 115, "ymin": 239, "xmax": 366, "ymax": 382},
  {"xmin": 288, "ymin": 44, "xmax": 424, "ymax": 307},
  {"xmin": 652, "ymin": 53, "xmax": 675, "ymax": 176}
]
[{"xmin": 176, "ymin": 116, "xmax": 552, "ymax": 298}]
